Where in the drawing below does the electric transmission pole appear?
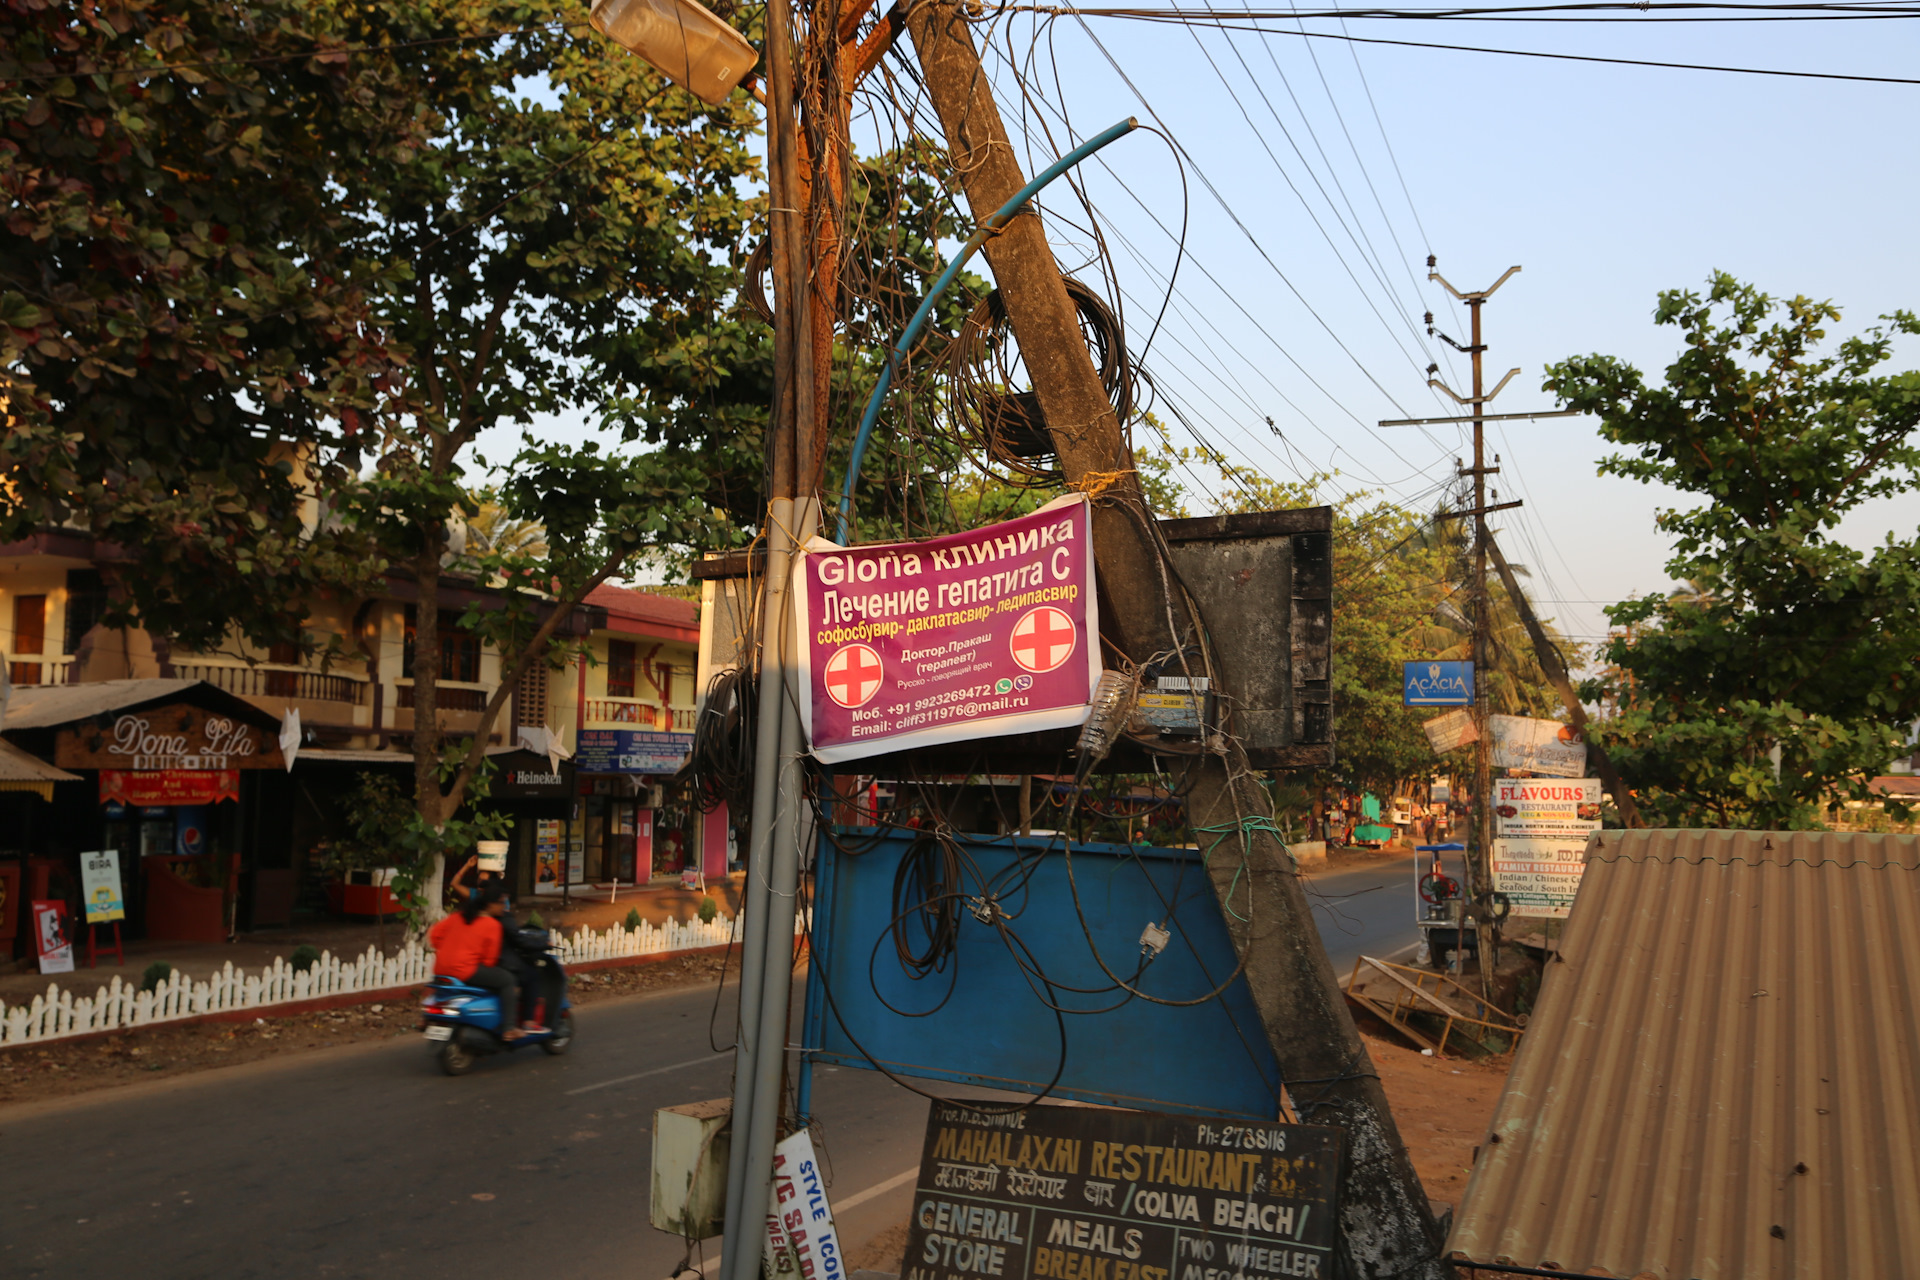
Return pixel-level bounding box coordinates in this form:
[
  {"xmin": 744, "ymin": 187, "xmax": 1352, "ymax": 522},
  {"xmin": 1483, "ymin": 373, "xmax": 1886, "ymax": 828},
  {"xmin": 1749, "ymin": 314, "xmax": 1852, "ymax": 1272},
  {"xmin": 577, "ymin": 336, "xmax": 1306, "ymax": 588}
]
[{"xmin": 1421, "ymin": 262, "xmax": 1522, "ymax": 996}]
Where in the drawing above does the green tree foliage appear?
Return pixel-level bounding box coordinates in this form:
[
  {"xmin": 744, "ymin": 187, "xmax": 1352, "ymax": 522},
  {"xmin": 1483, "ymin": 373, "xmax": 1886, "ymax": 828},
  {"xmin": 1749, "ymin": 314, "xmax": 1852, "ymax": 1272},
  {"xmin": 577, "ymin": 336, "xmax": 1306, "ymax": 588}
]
[
  {"xmin": 0, "ymin": 0, "xmax": 409, "ymax": 648},
  {"xmin": 302, "ymin": 0, "xmax": 763, "ymax": 864},
  {"xmin": 1546, "ymin": 272, "xmax": 1920, "ymax": 827}
]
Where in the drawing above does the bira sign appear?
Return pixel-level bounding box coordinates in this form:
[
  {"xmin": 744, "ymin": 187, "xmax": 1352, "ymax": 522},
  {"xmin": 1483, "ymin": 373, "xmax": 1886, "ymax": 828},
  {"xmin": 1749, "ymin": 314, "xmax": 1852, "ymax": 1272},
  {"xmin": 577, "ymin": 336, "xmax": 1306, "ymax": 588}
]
[{"xmin": 57, "ymin": 703, "xmax": 282, "ymax": 772}]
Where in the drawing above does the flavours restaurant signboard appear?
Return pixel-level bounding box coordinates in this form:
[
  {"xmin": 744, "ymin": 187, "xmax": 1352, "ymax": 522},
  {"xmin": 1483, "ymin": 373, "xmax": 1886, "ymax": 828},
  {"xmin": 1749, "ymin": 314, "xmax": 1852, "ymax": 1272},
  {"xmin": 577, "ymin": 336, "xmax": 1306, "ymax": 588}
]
[
  {"xmin": 57, "ymin": 703, "xmax": 281, "ymax": 771},
  {"xmin": 1491, "ymin": 778, "xmax": 1602, "ymax": 919},
  {"xmin": 796, "ymin": 495, "xmax": 1101, "ymax": 764},
  {"xmin": 903, "ymin": 1102, "xmax": 1341, "ymax": 1280}
]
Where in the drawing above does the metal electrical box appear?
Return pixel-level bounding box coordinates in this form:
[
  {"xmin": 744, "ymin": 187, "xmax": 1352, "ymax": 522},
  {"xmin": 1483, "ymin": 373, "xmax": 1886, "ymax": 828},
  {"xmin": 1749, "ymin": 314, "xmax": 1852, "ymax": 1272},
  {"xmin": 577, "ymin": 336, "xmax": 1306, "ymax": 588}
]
[
  {"xmin": 650, "ymin": 1098, "xmax": 731, "ymax": 1240},
  {"xmin": 1158, "ymin": 505, "xmax": 1334, "ymax": 768}
]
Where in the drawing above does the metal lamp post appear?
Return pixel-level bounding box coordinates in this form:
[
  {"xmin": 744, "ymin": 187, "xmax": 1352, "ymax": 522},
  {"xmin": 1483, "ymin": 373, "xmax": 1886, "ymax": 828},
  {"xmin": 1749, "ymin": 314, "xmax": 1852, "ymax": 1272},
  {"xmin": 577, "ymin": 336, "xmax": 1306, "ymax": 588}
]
[{"xmin": 588, "ymin": 6, "xmax": 812, "ymax": 1280}]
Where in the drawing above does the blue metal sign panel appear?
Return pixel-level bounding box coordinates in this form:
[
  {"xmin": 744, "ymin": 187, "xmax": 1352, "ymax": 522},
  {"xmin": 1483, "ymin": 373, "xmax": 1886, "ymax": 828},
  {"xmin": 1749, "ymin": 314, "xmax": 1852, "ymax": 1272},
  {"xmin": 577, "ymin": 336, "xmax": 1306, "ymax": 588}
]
[
  {"xmin": 801, "ymin": 829, "xmax": 1284, "ymax": 1118},
  {"xmin": 573, "ymin": 729, "xmax": 693, "ymax": 774},
  {"xmin": 1403, "ymin": 660, "xmax": 1474, "ymax": 706}
]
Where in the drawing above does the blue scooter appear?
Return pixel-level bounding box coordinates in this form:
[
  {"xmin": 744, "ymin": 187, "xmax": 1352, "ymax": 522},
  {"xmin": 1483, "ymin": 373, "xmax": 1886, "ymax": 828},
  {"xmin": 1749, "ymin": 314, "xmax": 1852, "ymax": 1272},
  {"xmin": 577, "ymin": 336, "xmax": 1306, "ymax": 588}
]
[{"xmin": 421, "ymin": 965, "xmax": 574, "ymax": 1076}]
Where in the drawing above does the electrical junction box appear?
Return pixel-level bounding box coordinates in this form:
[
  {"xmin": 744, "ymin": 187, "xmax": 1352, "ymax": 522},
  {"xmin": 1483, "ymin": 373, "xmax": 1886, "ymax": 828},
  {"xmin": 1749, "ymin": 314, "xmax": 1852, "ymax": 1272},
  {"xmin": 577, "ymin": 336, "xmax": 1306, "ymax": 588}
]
[
  {"xmin": 650, "ymin": 1097, "xmax": 732, "ymax": 1240},
  {"xmin": 1132, "ymin": 675, "xmax": 1212, "ymax": 737}
]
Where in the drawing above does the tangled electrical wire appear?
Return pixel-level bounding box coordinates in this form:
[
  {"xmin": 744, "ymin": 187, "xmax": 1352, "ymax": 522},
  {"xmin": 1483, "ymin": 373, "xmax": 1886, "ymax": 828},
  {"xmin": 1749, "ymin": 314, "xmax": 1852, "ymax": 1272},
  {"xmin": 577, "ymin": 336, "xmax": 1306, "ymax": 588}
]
[
  {"xmin": 945, "ymin": 276, "xmax": 1136, "ymax": 484},
  {"xmin": 688, "ymin": 664, "xmax": 756, "ymax": 827}
]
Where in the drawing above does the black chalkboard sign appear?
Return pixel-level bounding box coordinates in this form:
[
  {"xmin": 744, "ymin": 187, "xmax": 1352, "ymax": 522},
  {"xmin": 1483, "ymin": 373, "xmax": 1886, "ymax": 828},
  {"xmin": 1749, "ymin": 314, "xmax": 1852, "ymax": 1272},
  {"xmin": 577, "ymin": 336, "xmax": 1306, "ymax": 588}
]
[{"xmin": 902, "ymin": 1103, "xmax": 1342, "ymax": 1280}]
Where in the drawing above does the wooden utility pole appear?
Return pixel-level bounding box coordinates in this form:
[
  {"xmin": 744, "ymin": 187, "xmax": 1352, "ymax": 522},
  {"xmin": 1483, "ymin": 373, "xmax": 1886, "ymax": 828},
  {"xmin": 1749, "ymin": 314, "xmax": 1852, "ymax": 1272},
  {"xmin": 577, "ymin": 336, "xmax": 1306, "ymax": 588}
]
[{"xmin": 905, "ymin": 5, "xmax": 1445, "ymax": 1275}]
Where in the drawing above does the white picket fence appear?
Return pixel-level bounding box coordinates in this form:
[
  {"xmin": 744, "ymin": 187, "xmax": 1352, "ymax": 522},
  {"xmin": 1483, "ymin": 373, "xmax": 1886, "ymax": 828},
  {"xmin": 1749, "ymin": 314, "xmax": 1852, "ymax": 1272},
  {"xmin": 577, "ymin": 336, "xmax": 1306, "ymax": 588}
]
[{"xmin": 0, "ymin": 910, "xmax": 771, "ymax": 1048}]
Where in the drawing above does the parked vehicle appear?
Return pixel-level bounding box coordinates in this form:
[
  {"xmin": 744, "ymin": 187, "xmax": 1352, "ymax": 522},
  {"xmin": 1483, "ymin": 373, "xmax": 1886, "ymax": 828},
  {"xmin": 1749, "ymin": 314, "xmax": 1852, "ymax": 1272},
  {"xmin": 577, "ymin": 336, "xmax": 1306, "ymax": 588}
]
[{"xmin": 420, "ymin": 959, "xmax": 574, "ymax": 1076}]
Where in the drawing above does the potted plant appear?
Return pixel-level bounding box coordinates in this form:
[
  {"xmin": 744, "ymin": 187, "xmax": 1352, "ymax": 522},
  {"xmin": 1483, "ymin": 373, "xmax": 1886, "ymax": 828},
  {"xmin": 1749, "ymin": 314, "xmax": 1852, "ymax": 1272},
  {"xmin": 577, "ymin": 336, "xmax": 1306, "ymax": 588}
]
[{"xmin": 319, "ymin": 772, "xmax": 415, "ymax": 935}]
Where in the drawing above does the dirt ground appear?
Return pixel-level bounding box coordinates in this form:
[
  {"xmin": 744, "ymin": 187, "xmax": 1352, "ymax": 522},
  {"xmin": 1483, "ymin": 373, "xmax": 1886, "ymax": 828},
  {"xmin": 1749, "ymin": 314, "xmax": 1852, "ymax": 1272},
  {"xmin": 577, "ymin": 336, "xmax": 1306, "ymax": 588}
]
[
  {"xmin": 0, "ymin": 950, "xmax": 733, "ymax": 1110},
  {"xmin": 842, "ymin": 1027, "xmax": 1510, "ymax": 1274}
]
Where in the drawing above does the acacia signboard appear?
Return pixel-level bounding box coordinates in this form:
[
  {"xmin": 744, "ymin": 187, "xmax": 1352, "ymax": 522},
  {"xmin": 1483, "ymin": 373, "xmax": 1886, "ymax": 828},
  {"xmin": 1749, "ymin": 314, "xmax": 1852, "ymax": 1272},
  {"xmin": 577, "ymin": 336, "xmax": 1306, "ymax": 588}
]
[
  {"xmin": 903, "ymin": 1103, "xmax": 1340, "ymax": 1280},
  {"xmin": 56, "ymin": 703, "xmax": 282, "ymax": 771}
]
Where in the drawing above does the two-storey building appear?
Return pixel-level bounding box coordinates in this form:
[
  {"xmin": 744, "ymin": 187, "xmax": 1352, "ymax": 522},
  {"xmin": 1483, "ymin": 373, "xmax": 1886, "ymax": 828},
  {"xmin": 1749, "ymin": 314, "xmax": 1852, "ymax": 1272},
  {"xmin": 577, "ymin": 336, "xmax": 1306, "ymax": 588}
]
[{"xmin": 0, "ymin": 533, "xmax": 722, "ymax": 945}]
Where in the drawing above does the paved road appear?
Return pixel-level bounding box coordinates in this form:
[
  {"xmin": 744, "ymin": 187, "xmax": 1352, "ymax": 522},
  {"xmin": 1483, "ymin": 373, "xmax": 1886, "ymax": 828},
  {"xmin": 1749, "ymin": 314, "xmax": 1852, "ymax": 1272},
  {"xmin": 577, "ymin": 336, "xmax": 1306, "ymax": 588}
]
[
  {"xmin": 0, "ymin": 982, "xmax": 935, "ymax": 1280},
  {"xmin": 1, "ymin": 858, "xmax": 1420, "ymax": 1280},
  {"xmin": 1302, "ymin": 852, "xmax": 1423, "ymax": 978}
]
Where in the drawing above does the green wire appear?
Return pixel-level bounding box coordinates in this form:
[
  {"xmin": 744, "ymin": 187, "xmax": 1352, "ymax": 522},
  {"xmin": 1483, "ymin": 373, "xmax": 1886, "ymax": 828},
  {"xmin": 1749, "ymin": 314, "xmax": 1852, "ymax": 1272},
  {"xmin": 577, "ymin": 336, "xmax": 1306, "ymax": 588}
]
[{"xmin": 1191, "ymin": 814, "xmax": 1288, "ymax": 922}]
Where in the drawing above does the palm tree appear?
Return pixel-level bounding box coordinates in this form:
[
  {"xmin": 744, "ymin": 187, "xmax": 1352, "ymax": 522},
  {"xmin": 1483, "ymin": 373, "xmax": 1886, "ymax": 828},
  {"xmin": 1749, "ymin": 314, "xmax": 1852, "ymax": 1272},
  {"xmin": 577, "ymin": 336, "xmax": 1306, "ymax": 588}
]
[
  {"xmin": 1409, "ymin": 504, "xmax": 1581, "ymax": 720},
  {"xmin": 459, "ymin": 489, "xmax": 549, "ymax": 561}
]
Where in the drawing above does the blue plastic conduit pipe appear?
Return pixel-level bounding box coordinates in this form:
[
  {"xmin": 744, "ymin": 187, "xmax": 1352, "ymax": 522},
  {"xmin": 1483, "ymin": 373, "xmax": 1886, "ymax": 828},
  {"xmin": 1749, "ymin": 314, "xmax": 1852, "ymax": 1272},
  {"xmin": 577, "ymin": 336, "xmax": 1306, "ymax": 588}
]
[{"xmin": 833, "ymin": 116, "xmax": 1139, "ymax": 545}]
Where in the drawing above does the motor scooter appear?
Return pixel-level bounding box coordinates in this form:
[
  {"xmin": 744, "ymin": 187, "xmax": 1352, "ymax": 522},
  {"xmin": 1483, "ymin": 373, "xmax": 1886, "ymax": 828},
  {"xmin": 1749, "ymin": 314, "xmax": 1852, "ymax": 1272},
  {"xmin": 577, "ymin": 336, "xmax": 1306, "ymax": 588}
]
[{"xmin": 420, "ymin": 959, "xmax": 574, "ymax": 1076}]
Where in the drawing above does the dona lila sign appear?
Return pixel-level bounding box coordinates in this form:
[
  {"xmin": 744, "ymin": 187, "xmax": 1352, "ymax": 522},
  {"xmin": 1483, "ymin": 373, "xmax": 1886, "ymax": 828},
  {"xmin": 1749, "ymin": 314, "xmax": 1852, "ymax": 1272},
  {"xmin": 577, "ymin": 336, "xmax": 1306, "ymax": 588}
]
[
  {"xmin": 795, "ymin": 495, "xmax": 1100, "ymax": 764},
  {"xmin": 1403, "ymin": 661, "xmax": 1473, "ymax": 707}
]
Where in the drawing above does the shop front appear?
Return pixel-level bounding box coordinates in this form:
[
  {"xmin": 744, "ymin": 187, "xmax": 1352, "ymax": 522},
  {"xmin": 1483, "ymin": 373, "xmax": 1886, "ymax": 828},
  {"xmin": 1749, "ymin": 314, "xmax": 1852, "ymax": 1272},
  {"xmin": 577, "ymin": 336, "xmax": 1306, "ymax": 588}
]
[
  {"xmin": 483, "ymin": 747, "xmax": 580, "ymax": 901},
  {"xmin": 2, "ymin": 680, "xmax": 285, "ymax": 945},
  {"xmin": 573, "ymin": 729, "xmax": 702, "ymax": 885}
]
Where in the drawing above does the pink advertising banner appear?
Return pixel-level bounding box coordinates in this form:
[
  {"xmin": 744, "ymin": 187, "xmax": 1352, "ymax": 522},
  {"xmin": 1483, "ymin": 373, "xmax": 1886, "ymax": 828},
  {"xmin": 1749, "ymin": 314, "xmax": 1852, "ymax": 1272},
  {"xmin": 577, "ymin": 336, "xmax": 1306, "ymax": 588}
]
[{"xmin": 794, "ymin": 494, "xmax": 1101, "ymax": 764}]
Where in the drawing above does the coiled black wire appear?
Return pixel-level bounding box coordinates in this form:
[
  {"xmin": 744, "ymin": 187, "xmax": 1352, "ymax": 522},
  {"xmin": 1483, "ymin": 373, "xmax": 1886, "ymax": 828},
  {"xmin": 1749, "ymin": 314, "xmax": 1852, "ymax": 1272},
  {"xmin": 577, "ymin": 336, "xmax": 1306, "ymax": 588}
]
[
  {"xmin": 946, "ymin": 276, "xmax": 1134, "ymax": 484},
  {"xmin": 687, "ymin": 665, "xmax": 755, "ymax": 825}
]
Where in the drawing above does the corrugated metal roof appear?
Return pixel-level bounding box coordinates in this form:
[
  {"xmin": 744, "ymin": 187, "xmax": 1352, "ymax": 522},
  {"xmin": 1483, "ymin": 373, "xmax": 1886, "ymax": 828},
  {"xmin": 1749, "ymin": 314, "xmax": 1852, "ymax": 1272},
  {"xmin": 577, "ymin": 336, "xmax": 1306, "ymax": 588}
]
[
  {"xmin": 0, "ymin": 737, "xmax": 80, "ymax": 783},
  {"xmin": 1448, "ymin": 829, "xmax": 1920, "ymax": 1279},
  {"xmin": 1, "ymin": 678, "xmax": 279, "ymax": 730},
  {"xmin": 2, "ymin": 678, "xmax": 202, "ymax": 729}
]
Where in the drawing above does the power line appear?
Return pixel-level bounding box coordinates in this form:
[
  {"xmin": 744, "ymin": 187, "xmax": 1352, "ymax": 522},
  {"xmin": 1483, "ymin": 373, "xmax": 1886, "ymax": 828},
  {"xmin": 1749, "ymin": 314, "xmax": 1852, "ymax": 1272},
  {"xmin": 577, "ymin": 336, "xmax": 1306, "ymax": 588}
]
[
  {"xmin": 1070, "ymin": 16, "xmax": 1430, "ymax": 417},
  {"xmin": 1026, "ymin": 12, "xmax": 1920, "ymax": 84}
]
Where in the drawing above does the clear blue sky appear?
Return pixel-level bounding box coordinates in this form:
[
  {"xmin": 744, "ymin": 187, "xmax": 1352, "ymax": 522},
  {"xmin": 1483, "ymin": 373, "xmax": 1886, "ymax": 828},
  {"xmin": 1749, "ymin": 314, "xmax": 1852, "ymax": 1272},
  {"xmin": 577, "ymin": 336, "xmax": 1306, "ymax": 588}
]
[{"xmin": 489, "ymin": 7, "xmax": 1920, "ymax": 655}]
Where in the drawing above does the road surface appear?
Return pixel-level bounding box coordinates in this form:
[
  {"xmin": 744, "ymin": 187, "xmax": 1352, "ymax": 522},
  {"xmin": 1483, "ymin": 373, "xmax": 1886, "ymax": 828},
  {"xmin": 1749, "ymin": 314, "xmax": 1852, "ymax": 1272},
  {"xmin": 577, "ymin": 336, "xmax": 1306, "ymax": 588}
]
[
  {"xmin": 1303, "ymin": 852, "xmax": 1423, "ymax": 978},
  {"xmin": 0, "ymin": 981, "xmax": 932, "ymax": 1280},
  {"xmin": 1, "ymin": 855, "xmax": 1422, "ymax": 1280}
]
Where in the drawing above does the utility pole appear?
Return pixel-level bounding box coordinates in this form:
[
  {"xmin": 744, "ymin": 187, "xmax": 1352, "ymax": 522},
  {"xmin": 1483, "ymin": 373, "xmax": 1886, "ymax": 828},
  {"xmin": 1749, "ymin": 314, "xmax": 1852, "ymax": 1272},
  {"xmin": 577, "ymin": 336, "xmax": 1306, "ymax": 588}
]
[
  {"xmin": 1413, "ymin": 263, "xmax": 1520, "ymax": 998},
  {"xmin": 1485, "ymin": 534, "xmax": 1641, "ymax": 828},
  {"xmin": 717, "ymin": 0, "xmax": 816, "ymax": 1273},
  {"xmin": 905, "ymin": 6, "xmax": 1444, "ymax": 1276}
]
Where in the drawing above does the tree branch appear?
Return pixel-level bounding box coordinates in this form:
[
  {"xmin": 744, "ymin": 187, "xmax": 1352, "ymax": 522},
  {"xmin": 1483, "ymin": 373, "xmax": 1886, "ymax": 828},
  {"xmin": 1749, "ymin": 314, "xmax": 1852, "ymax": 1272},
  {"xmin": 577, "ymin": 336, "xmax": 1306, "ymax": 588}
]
[{"xmin": 438, "ymin": 546, "xmax": 632, "ymax": 816}]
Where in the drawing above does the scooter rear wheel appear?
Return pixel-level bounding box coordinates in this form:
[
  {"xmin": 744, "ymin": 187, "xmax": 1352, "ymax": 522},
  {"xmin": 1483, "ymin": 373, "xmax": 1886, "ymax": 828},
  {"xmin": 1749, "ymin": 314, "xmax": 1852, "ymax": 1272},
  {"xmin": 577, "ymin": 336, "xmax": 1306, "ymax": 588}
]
[
  {"xmin": 439, "ymin": 1035, "xmax": 476, "ymax": 1076},
  {"xmin": 540, "ymin": 1010, "xmax": 574, "ymax": 1055}
]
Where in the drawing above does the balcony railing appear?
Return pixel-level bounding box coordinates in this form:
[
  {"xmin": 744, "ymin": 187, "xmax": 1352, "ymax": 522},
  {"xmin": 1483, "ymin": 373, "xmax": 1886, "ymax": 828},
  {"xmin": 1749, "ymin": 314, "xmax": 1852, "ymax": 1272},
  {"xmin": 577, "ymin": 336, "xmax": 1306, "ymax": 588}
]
[
  {"xmin": 586, "ymin": 699, "xmax": 694, "ymax": 732},
  {"xmin": 3, "ymin": 656, "xmax": 77, "ymax": 686},
  {"xmin": 175, "ymin": 663, "xmax": 367, "ymax": 705},
  {"xmin": 396, "ymin": 683, "xmax": 490, "ymax": 713}
]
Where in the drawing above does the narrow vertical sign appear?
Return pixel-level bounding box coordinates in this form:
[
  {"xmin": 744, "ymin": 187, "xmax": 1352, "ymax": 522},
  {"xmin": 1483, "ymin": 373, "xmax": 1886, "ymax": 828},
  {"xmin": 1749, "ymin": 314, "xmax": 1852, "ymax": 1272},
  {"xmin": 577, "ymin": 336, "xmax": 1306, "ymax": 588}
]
[
  {"xmin": 903, "ymin": 1103, "xmax": 1341, "ymax": 1280},
  {"xmin": 767, "ymin": 1129, "xmax": 846, "ymax": 1280},
  {"xmin": 795, "ymin": 495, "xmax": 1101, "ymax": 763}
]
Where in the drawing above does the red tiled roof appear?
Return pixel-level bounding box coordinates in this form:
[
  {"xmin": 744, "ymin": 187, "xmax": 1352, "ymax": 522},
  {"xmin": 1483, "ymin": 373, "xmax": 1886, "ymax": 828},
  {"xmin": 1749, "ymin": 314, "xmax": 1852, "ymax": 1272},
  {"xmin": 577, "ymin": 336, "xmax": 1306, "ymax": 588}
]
[
  {"xmin": 587, "ymin": 583, "xmax": 699, "ymax": 640},
  {"xmin": 1870, "ymin": 774, "xmax": 1920, "ymax": 798}
]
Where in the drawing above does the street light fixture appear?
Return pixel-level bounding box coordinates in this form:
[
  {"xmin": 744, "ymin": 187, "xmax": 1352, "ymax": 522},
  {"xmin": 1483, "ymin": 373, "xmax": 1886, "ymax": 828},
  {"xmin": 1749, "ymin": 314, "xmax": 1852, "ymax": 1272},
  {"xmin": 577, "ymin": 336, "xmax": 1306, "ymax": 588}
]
[{"xmin": 588, "ymin": 0, "xmax": 757, "ymax": 104}]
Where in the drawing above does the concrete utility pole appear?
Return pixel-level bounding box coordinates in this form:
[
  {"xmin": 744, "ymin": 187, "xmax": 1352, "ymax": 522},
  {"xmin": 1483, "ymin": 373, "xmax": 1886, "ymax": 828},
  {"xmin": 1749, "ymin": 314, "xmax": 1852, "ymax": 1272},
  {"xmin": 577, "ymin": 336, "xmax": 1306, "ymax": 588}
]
[
  {"xmin": 1485, "ymin": 535, "xmax": 1641, "ymax": 828},
  {"xmin": 1424, "ymin": 263, "xmax": 1519, "ymax": 998},
  {"xmin": 720, "ymin": 0, "xmax": 818, "ymax": 1275},
  {"xmin": 904, "ymin": 5, "xmax": 1445, "ymax": 1276}
]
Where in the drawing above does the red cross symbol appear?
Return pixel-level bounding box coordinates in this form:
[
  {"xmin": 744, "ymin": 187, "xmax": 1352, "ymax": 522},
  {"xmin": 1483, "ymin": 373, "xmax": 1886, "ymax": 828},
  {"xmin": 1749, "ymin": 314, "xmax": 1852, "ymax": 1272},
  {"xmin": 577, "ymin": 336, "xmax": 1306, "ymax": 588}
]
[
  {"xmin": 1010, "ymin": 606, "xmax": 1077, "ymax": 674},
  {"xmin": 823, "ymin": 643, "xmax": 884, "ymax": 709}
]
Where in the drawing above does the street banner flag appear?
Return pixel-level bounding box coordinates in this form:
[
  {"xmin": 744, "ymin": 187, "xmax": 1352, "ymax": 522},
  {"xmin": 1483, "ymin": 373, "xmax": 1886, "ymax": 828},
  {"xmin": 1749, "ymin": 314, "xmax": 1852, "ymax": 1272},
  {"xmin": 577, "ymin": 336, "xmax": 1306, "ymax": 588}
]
[{"xmin": 794, "ymin": 494, "xmax": 1101, "ymax": 763}]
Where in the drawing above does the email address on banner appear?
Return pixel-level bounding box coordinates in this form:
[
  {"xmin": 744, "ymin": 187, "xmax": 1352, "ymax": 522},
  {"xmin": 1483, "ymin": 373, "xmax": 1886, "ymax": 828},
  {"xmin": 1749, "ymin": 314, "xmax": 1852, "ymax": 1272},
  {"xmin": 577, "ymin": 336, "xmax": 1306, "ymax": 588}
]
[{"xmin": 853, "ymin": 695, "xmax": 1028, "ymax": 736}]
